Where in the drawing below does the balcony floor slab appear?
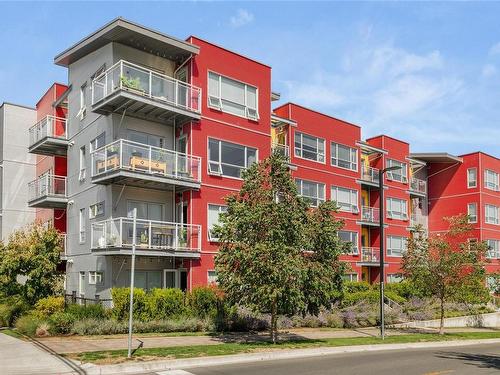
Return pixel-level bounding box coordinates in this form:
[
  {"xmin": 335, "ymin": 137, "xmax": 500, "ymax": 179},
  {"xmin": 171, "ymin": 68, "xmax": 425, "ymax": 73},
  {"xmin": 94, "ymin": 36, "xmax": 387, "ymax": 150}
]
[
  {"xmin": 90, "ymin": 247, "xmax": 201, "ymax": 259},
  {"xmin": 29, "ymin": 137, "xmax": 69, "ymax": 156},
  {"xmin": 28, "ymin": 196, "xmax": 68, "ymax": 209}
]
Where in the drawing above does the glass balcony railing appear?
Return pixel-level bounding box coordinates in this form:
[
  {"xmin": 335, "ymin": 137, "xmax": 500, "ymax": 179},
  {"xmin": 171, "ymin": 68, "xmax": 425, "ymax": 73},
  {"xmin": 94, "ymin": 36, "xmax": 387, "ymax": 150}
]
[
  {"xmin": 360, "ymin": 206, "xmax": 380, "ymax": 224},
  {"xmin": 28, "ymin": 115, "xmax": 67, "ymax": 148},
  {"xmin": 271, "ymin": 142, "xmax": 290, "ymax": 158},
  {"xmin": 92, "ymin": 60, "xmax": 201, "ymax": 114},
  {"xmin": 410, "ymin": 177, "xmax": 427, "ymax": 194},
  {"xmin": 360, "ymin": 165, "xmax": 380, "ymax": 185},
  {"xmin": 91, "ymin": 217, "xmax": 201, "ymax": 253},
  {"xmin": 28, "ymin": 175, "xmax": 67, "ymax": 202},
  {"xmin": 361, "ymin": 247, "xmax": 380, "ymax": 263},
  {"xmin": 91, "ymin": 139, "xmax": 201, "ymax": 185}
]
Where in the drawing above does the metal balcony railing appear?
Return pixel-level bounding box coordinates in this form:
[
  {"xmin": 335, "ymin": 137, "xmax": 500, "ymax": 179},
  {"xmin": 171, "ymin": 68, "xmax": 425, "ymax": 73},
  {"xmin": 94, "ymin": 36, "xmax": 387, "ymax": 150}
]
[
  {"xmin": 410, "ymin": 177, "xmax": 427, "ymax": 194},
  {"xmin": 361, "ymin": 247, "xmax": 380, "ymax": 263},
  {"xmin": 360, "ymin": 206, "xmax": 380, "ymax": 224},
  {"xmin": 28, "ymin": 175, "xmax": 67, "ymax": 202},
  {"xmin": 271, "ymin": 142, "xmax": 290, "ymax": 158},
  {"xmin": 360, "ymin": 165, "xmax": 380, "ymax": 184},
  {"xmin": 28, "ymin": 115, "xmax": 67, "ymax": 147},
  {"xmin": 91, "ymin": 217, "xmax": 201, "ymax": 253},
  {"xmin": 92, "ymin": 60, "xmax": 202, "ymax": 114},
  {"xmin": 91, "ymin": 139, "xmax": 201, "ymax": 184}
]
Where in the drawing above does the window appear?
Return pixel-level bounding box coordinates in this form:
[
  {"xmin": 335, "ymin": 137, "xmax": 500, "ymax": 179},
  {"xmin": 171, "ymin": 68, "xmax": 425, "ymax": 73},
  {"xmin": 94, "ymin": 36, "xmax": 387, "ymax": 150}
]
[
  {"xmin": 78, "ymin": 83, "xmax": 87, "ymax": 120},
  {"xmin": 387, "ymin": 236, "xmax": 407, "ymax": 257},
  {"xmin": 485, "ymin": 204, "xmax": 500, "ymax": 225},
  {"xmin": 342, "ymin": 273, "xmax": 359, "ymax": 282},
  {"xmin": 89, "ymin": 271, "xmax": 103, "ymax": 285},
  {"xmin": 331, "ymin": 186, "xmax": 359, "ymax": 213},
  {"xmin": 386, "ymin": 159, "xmax": 408, "ymax": 183},
  {"xmin": 128, "ymin": 130, "xmax": 165, "ymax": 148},
  {"xmin": 386, "ymin": 197, "xmax": 408, "ymax": 220},
  {"xmin": 208, "ymin": 72, "xmax": 258, "ymax": 120},
  {"xmin": 486, "ymin": 240, "xmax": 500, "ymax": 259},
  {"xmin": 208, "ymin": 138, "xmax": 257, "ymax": 178},
  {"xmin": 127, "ymin": 201, "xmax": 164, "ymax": 221},
  {"xmin": 331, "ymin": 142, "xmax": 357, "ymax": 171},
  {"xmin": 207, "ymin": 270, "xmax": 218, "ymax": 285},
  {"xmin": 294, "ymin": 132, "xmax": 325, "ymax": 163},
  {"xmin": 484, "ymin": 170, "xmax": 499, "ymax": 191},
  {"xmin": 388, "ymin": 274, "xmax": 403, "ymax": 283},
  {"xmin": 79, "ymin": 146, "xmax": 86, "ymax": 181},
  {"xmin": 467, "ymin": 168, "xmax": 477, "ymax": 188},
  {"xmin": 467, "ymin": 203, "xmax": 477, "ymax": 223},
  {"xmin": 338, "ymin": 231, "xmax": 359, "ymax": 255},
  {"xmin": 208, "ymin": 204, "xmax": 227, "ymax": 241},
  {"xmin": 79, "ymin": 208, "xmax": 86, "ymax": 243},
  {"xmin": 89, "ymin": 202, "xmax": 105, "ymax": 219},
  {"xmin": 90, "ymin": 133, "xmax": 106, "ymax": 152},
  {"xmin": 296, "ymin": 179, "xmax": 325, "ymax": 207}
]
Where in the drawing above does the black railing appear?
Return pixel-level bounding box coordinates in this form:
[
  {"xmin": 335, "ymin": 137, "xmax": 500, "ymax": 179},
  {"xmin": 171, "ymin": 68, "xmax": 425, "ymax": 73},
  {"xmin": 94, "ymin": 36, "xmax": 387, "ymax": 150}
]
[{"xmin": 65, "ymin": 291, "xmax": 113, "ymax": 308}]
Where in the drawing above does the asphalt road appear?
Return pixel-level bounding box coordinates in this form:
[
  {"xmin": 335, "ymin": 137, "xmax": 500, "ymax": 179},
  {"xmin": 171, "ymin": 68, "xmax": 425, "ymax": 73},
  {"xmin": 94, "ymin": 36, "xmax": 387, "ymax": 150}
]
[{"xmin": 150, "ymin": 342, "xmax": 500, "ymax": 375}]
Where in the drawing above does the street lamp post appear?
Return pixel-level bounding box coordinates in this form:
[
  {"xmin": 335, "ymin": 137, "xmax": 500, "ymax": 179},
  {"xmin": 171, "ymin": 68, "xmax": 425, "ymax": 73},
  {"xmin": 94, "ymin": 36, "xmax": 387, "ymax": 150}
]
[{"xmin": 378, "ymin": 166, "xmax": 401, "ymax": 340}]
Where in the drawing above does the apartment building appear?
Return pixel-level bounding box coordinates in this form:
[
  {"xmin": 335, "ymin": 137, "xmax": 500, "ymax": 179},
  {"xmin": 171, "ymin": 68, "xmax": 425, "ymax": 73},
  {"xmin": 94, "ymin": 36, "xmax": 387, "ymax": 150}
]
[
  {"xmin": 11, "ymin": 18, "xmax": 498, "ymax": 299},
  {"xmin": 0, "ymin": 102, "xmax": 37, "ymax": 241}
]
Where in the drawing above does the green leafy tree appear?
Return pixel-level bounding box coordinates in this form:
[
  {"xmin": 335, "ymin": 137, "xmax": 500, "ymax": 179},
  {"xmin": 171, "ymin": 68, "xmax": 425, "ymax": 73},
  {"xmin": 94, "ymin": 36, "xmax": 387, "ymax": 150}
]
[
  {"xmin": 214, "ymin": 154, "xmax": 346, "ymax": 342},
  {"xmin": 402, "ymin": 215, "xmax": 490, "ymax": 334},
  {"xmin": 0, "ymin": 223, "xmax": 63, "ymax": 304}
]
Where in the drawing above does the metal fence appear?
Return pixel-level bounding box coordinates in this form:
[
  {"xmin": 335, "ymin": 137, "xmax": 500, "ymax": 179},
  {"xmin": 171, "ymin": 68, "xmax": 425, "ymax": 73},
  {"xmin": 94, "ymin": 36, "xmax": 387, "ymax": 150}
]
[{"xmin": 64, "ymin": 292, "xmax": 113, "ymax": 309}]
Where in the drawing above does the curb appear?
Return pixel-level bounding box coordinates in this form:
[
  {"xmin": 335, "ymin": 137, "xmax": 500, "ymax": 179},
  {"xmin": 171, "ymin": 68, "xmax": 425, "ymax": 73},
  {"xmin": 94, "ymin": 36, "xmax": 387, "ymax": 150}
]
[{"xmin": 78, "ymin": 338, "xmax": 500, "ymax": 375}]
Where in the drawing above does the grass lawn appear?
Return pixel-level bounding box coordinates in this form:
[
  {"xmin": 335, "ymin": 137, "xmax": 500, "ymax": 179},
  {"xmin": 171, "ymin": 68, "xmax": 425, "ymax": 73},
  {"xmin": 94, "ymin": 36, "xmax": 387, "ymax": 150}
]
[
  {"xmin": 68, "ymin": 331, "xmax": 500, "ymax": 365},
  {"xmin": 1, "ymin": 329, "xmax": 25, "ymax": 340}
]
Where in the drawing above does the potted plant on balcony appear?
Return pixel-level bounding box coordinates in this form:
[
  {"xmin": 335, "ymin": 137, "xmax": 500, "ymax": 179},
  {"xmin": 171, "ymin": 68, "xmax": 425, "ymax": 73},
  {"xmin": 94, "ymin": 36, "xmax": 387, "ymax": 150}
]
[
  {"xmin": 178, "ymin": 228, "xmax": 188, "ymax": 248},
  {"xmin": 107, "ymin": 235, "xmax": 118, "ymax": 247},
  {"xmin": 140, "ymin": 231, "xmax": 149, "ymax": 247},
  {"xmin": 120, "ymin": 75, "xmax": 144, "ymax": 94}
]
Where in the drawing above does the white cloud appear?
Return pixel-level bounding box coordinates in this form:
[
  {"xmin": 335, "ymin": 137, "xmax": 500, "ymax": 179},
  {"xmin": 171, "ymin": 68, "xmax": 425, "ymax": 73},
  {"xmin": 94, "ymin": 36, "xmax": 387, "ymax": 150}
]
[
  {"xmin": 489, "ymin": 42, "xmax": 500, "ymax": 56},
  {"xmin": 230, "ymin": 9, "xmax": 254, "ymax": 28},
  {"xmin": 482, "ymin": 64, "xmax": 496, "ymax": 77}
]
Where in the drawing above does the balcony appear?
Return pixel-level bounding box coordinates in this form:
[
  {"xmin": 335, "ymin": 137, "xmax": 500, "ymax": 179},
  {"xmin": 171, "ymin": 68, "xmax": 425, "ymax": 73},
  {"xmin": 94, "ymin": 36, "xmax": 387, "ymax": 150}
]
[
  {"xmin": 91, "ymin": 217, "xmax": 201, "ymax": 257},
  {"xmin": 92, "ymin": 60, "xmax": 201, "ymax": 124},
  {"xmin": 409, "ymin": 177, "xmax": 427, "ymax": 196},
  {"xmin": 27, "ymin": 175, "xmax": 67, "ymax": 208},
  {"xmin": 28, "ymin": 116, "xmax": 68, "ymax": 156},
  {"xmin": 410, "ymin": 213, "xmax": 428, "ymax": 229},
  {"xmin": 91, "ymin": 139, "xmax": 201, "ymax": 191},
  {"xmin": 358, "ymin": 206, "xmax": 380, "ymax": 226},
  {"xmin": 60, "ymin": 234, "xmax": 67, "ymax": 260},
  {"xmin": 359, "ymin": 165, "xmax": 380, "ymax": 187},
  {"xmin": 360, "ymin": 247, "xmax": 380, "ymax": 265},
  {"xmin": 271, "ymin": 142, "xmax": 290, "ymax": 158}
]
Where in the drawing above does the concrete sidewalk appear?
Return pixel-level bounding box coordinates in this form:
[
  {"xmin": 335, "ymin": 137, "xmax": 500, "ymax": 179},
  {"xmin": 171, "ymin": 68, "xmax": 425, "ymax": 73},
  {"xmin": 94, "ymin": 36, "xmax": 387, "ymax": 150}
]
[{"xmin": 0, "ymin": 332, "xmax": 77, "ymax": 375}]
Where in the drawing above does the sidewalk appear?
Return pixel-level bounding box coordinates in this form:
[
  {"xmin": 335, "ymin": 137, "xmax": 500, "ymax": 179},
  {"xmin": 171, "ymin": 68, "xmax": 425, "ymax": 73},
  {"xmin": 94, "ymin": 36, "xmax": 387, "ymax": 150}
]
[{"xmin": 0, "ymin": 332, "xmax": 76, "ymax": 375}]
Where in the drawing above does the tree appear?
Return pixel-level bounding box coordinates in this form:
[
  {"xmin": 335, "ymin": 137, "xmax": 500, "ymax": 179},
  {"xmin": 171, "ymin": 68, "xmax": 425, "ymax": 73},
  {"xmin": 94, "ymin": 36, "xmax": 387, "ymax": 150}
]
[
  {"xmin": 214, "ymin": 153, "xmax": 347, "ymax": 342},
  {"xmin": 402, "ymin": 215, "xmax": 490, "ymax": 334},
  {"xmin": 0, "ymin": 223, "xmax": 63, "ymax": 304}
]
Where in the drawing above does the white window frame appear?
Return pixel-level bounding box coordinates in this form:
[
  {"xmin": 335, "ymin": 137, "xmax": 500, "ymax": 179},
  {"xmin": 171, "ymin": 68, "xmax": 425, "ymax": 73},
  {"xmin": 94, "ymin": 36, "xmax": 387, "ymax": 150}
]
[
  {"xmin": 207, "ymin": 138, "xmax": 258, "ymax": 179},
  {"xmin": 88, "ymin": 271, "xmax": 103, "ymax": 285},
  {"xmin": 295, "ymin": 179, "xmax": 326, "ymax": 207},
  {"xmin": 485, "ymin": 204, "xmax": 500, "ymax": 225},
  {"xmin": 207, "ymin": 71, "xmax": 259, "ymax": 120},
  {"xmin": 78, "ymin": 83, "xmax": 87, "ymax": 120},
  {"xmin": 467, "ymin": 203, "xmax": 477, "ymax": 223},
  {"xmin": 331, "ymin": 186, "xmax": 359, "ymax": 213},
  {"xmin": 207, "ymin": 270, "xmax": 218, "ymax": 285},
  {"xmin": 79, "ymin": 208, "xmax": 86, "ymax": 243},
  {"xmin": 338, "ymin": 230, "xmax": 359, "ymax": 255},
  {"xmin": 79, "ymin": 145, "xmax": 86, "ymax": 181},
  {"xmin": 484, "ymin": 169, "xmax": 499, "ymax": 191},
  {"xmin": 386, "ymin": 197, "xmax": 408, "ymax": 220},
  {"xmin": 342, "ymin": 273, "xmax": 359, "ymax": 282},
  {"xmin": 386, "ymin": 159, "xmax": 408, "ymax": 183},
  {"xmin": 387, "ymin": 235, "xmax": 407, "ymax": 257},
  {"xmin": 90, "ymin": 133, "xmax": 106, "ymax": 152},
  {"xmin": 388, "ymin": 274, "xmax": 403, "ymax": 283},
  {"xmin": 294, "ymin": 131, "xmax": 325, "ymax": 164},
  {"xmin": 208, "ymin": 204, "xmax": 228, "ymax": 242},
  {"xmin": 89, "ymin": 202, "xmax": 105, "ymax": 219},
  {"xmin": 486, "ymin": 239, "xmax": 500, "ymax": 259},
  {"xmin": 331, "ymin": 142, "xmax": 358, "ymax": 171},
  {"xmin": 467, "ymin": 168, "xmax": 477, "ymax": 188}
]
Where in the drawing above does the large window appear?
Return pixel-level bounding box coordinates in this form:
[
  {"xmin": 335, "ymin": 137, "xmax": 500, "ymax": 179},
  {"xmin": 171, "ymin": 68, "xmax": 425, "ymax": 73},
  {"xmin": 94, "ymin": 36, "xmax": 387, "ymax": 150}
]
[
  {"xmin": 208, "ymin": 204, "xmax": 227, "ymax": 241},
  {"xmin": 331, "ymin": 142, "xmax": 357, "ymax": 171},
  {"xmin": 467, "ymin": 203, "xmax": 477, "ymax": 223},
  {"xmin": 294, "ymin": 132, "xmax": 325, "ymax": 163},
  {"xmin": 127, "ymin": 201, "xmax": 164, "ymax": 221},
  {"xmin": 296, "ymin": 179, "xmax": 325, "ymax": 207},
  {"xmin": 208, "ymin": 72, "xmax": 258, "ymax": 120},
  {"xmin": 338, "ymin": 230, "xmax": 359, "ymax": 255},
  {"xmin": 387, "ymin": 236, "xmax": 407, "ymax": 257},
  {"xmin": 484, "ymin": 169, "xmax": 499, "ymax": 191},
  {"xmin": 485, "ymin": 204, "xmax": 500, "ymax": 225},
  {"xmin": 486, "ymin": 239, "xmax": 500, "ymax": 259},
  {"xmin": 386, "ymin": 197, "xmax": 408, "ymax": 220},
  {"xmin": 79, "ymin": 208, "xmax": 86, "ymax": 243},
  {"xmin": 208, "ymin": 138, "xmax": 257, "ymax": 178},
  {"xmin": 386, "ymin": 159, "xmax": 408, "ymax": 183},
  {"xmin": 331, "ymin": 186, "xmax": 359, "ymax": 213},
  {"xmin": 467, "ymin": 168, "xmax": 477, "ymax": 188}
]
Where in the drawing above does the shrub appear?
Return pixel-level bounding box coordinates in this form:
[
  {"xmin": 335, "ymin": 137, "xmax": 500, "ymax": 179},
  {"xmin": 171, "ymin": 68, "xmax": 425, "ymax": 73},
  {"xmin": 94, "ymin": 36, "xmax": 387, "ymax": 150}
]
[
  {"xmin": 186, "ymin": 286, "xmax": 219, "ymax": 318},
  {"xmin": 34, "ymin": 296, "xmax": 65, "ymax": 318},
  {"xmin": 0, "ymin": 295, "xmax": 30, "ymax": 327},
  {"xmin": 225, "ymin": 305, "xmax": 270, "ymax": 332},
  {"xmin": 343, "ymin": 290, "xmax": 405, "ymax": 307},
  {"xmin": 49, "ymin": 311, "xmax": 76, "ymax": 334},
  {"xmin": 143, "ymin": 288, "xmax": 185, "ymax": 320},
  {"xmin": 111, "ymin": 288, "xmax": 146, "ymax": 321},
  {"xmin": 324, "ymin": 309, "xmax": 344, "ymax": 328},
  {"xmin": 15, "ymin": 314, "xmax": 42, "ymax": 336},
  {"xmin": 343, "ymin": 281, "xmax": 372, "ymax": 294},
  {"xmin": 384, "ymin": 280, "xmax": 427, "ymax": 299},
  {"xmin": 65, "ymin": 303, "xmax": 107, "ymax": 320},
  {"xmin": 35, "ymin": 322, "xmax": 51, "ymax": 337}
]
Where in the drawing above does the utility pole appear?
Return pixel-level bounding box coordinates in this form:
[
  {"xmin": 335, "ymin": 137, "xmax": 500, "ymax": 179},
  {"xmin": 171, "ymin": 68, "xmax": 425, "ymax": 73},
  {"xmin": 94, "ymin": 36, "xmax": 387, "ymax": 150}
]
[{"xmin": 127, "ymin": 208, "xmax": 137, "ymax": 358}]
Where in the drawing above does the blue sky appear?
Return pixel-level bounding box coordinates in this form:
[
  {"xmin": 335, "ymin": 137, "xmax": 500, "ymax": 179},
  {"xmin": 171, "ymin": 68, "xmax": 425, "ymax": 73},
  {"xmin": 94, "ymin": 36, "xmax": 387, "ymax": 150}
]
[{"xmin": 1, "ymin": 1, "xmax": 500, "ymax": 156}]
